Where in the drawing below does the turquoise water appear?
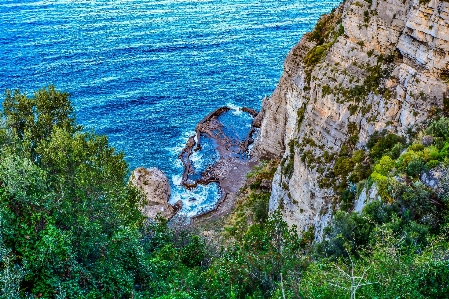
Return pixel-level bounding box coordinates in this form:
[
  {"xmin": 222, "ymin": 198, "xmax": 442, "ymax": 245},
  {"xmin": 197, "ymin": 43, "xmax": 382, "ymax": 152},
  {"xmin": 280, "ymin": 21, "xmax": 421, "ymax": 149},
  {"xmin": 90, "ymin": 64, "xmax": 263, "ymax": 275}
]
[{"xmin": 0, "ymin": 0, "xmax": 341, "ymax": 215}]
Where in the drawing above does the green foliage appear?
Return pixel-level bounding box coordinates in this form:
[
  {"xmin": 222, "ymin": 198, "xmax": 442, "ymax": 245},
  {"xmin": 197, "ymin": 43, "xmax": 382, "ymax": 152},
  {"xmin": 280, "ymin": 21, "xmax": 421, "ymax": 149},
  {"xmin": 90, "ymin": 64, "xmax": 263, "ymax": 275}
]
[
  {"xmin": 334, "ymin": 156, "xmax": 355, "ymax": 178},
  {"xmin": 367, "ymin": 130, "xmax": 406, "ymax": 161},
  {"xmin": 2, "ymin": 86, "xmax": 449, "ymax": 298},
  {"xmin": 373, "ymin": 155, "xmax": 394, "ymax": 175},
  {"xmin": 302, "ymin": 234, "xmax": 449, "ymax": 299},
  {"xmin": 316, "ymin": 211, "xmax": 373, "ymax": 258},
  {"xmin": 0, "ymin": 211, "xmax": 28, "ymax": 299},
  {"xmin": 405, "ymin": 157, "xmax": 426, "ymax": 177},
  {"xmin": 247, "ymin": 160, "xmax": 278, "ymax": 190},
  {"xmin": 304, "ymin": 43, "xmax": 332, "ymax": 66},
  {"xmin": 426, "ymin": 116, "xmax": 449, "ymax": 139},
  {"xmin": 0, "ymin": 86, "xmax": 148, "ymax": 297},
  {"xmin": 204, "ymin": 212, "xmax": 304, "ymax": 299},
  {"xmin": 304, "ymin": 9, "xmax": 344, "ymax": 69},
  {"xmin": 2, "ymin": 86, "xmax": 78, "ymax": 159},
  {"xmin": 225, "ymin": 191, "xmax": 271, "ymax": 238},
  {"xmin": 309, "ymin": 14, "xmax": 337, "ymax": 45}
]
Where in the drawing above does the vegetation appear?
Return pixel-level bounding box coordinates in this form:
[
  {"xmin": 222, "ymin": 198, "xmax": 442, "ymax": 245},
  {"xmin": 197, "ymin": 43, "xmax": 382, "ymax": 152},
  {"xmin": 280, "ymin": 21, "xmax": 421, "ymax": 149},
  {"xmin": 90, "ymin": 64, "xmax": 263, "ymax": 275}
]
[
  {"xmin": 1, "ymin": 86, "xmax": 449, "ymax": 298},
  {"xmin": 304, "ymin": 14, "xmax": 344, "ymax": 69}
]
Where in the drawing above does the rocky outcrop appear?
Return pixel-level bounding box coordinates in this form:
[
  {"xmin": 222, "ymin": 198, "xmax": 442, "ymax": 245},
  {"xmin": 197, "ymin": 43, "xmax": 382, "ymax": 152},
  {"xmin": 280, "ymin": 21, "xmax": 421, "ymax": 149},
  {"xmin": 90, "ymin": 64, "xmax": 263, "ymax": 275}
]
[
  {"xmin": 421, "ymin": 165, "xmax": 449, "ymax": 195},
  {"xmin": 179, "ymin": 107, "xmax": 259, "ymax": 219},
  {"xmin": 179, "ymin": 106, "xmax": 258, "ymax": 191},
  {"xmin": 254, "ymin": 0, "xmax": 449, "ymax": 236},
  {"xmin": 130, "ymin": 167, "xmax": 182, "ymax": 220}
]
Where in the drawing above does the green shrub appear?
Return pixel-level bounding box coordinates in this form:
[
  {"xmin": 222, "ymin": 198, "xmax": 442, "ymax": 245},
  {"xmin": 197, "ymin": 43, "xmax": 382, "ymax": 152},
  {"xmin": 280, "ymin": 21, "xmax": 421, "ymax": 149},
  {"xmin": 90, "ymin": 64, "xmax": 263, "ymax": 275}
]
[
  {"xmin": 253, "ymin": 192, "xmax": 270, "ymax": 223},
  {"xmin": 426, "ymin": 117, "xmax": 449, "ymax": 139},
  {"xmin": 426, "ymin": 159, "xmax": 440, "ymax": 169},
  {"xmin": 388, "ymin": 142, "xmax": 404, "ymax": 159},
  {"xmin": 408, "ymin": 143, "xmax": 425, "ymax": 152},
  {"xmin": 316, "ymin": 211, "xmax": 373, "ymax": 258},
  {"xmin": 304, "ymin": 43, "xmax": 332, "ymax": 66},
  {"xmin": 340, "ymin": 189, "xmax": 355, "ymax": 211},
  {"xmin": 373, "ymin": 156, "xmax": 395, "ymax": 175},
  {"xmin": 334, "ymin": 156, "xmax": 355, "ymax": 177},
  {"xmin": 367, "ymin": 131, "xmax": 406, "ymax": 161},
  {"xmin": 406, "ymin": 158, "xmax": 426, "ymax": 177}
]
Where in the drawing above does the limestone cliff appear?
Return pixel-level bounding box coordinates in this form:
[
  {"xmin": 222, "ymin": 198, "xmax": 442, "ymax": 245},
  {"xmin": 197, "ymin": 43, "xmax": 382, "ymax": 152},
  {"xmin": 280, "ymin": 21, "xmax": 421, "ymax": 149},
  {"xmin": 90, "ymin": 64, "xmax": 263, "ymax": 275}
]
[{"xmin": 254, "ymin": 0, "xmax": 449, "ymax": 236}]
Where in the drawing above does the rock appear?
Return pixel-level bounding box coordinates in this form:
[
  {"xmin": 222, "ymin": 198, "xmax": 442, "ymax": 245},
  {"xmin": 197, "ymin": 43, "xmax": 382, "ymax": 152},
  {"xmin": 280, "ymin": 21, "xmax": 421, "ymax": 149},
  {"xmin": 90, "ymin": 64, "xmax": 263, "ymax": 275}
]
[
  {"xmin": 242, "ymin": 107, "xmax": 259, "ymax": 118},
  {"xmin": 354, "ymin": 185, "xmax": 380, "ymax": 213},
  {"xmin": 421, "ymin": 135, "xmax": 434, "ymax": 146},
  {"xmin": 421, "ymin": 165, "xmax": 449, "ymax": 196},
  {"xmin": 254, "ymin": 0, "xmax": 449, "ymax": 237},
  {"xmin": 130, "ymin": 167, "xmax": 179, "ymax": 220},
  {"xmin": 179, "ymin": 107, "xmax": 258, "ymax": 194},
  {"xmin": 260, "ymin": 179, "xmax": 272, "ymax": 191},
  {"xmin": 252, "ymin": 97, "xmax": 267, "ymax": 128},
  {"xmin": 172, "ymin": 200, "xmax": 183, "ymax": 213}
]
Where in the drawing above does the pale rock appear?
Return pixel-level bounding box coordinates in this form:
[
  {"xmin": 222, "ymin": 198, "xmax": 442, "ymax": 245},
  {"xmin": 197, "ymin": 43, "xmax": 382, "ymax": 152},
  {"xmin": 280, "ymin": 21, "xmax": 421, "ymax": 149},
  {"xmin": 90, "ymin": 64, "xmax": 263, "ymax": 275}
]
[
  {"xmin": 354, "ymin": 185, "xmax": 380, "ymax": 213},
  {"xmin": 130, "ymin": 167, "xmax": 182, "ymax": 220},
  {"xmin": 421, "ymin": 165, "xmax": 449, "ymax": 195}
]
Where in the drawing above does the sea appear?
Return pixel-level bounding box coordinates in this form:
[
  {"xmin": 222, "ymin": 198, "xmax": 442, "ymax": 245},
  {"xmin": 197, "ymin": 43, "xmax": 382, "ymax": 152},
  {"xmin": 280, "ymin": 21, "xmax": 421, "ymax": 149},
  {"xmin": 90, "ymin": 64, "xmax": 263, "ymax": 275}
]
[{"xmin": 0, "ymin": 0, "xmax": 341, "ymax": 216}]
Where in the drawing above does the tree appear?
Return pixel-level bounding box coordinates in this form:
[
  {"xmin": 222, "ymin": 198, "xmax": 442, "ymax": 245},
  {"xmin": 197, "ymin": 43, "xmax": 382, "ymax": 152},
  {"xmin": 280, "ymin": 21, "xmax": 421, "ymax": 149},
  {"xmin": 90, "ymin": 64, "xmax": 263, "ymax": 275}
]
[{"xmin": 0, "ymin": 86, "xmax": 146, "ymax": 297}]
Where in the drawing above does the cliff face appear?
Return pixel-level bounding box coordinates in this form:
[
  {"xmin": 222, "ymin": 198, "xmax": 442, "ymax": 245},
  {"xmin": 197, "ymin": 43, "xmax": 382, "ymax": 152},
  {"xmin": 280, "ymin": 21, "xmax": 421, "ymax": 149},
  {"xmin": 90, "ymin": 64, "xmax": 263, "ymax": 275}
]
[{"xmin": 254, "ymin": 0, "xmax": 449, "ymax": 235}]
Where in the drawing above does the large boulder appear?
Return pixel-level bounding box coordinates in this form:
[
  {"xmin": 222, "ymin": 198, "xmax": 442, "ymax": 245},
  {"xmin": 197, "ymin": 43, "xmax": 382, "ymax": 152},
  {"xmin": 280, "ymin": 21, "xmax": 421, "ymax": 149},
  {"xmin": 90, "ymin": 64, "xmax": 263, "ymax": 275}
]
[{"xmin": 130, "ymin": 167, "xmax": 182, "ymax": 220}]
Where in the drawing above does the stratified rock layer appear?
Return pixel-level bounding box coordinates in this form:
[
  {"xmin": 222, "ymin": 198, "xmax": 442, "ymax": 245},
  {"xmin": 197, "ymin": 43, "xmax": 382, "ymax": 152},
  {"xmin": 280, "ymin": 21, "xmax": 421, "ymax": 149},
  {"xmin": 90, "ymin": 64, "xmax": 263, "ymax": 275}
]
[
  {"xmin": 254, "ymin": 0, "xmax": 449, "ymax": 236},
  {"xmin": 130, "ymin": 167, "xmax": 181, "ymax": 220}
]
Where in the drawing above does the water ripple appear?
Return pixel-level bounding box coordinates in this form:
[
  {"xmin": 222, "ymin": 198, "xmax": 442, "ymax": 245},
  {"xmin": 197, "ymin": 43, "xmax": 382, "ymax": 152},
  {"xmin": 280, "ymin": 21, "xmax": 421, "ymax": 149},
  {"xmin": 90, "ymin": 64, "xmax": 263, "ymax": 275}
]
[{"xmin": 0, "ymin": 0, "xmax": 341, "ymax": 214}]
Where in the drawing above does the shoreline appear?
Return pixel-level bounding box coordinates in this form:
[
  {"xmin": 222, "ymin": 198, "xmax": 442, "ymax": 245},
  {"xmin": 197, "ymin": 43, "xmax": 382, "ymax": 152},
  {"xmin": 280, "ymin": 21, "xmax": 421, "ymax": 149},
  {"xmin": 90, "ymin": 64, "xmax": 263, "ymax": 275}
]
[{"xmin": 177, "ymin": 106, "xmax": 260, "ymax": 223}]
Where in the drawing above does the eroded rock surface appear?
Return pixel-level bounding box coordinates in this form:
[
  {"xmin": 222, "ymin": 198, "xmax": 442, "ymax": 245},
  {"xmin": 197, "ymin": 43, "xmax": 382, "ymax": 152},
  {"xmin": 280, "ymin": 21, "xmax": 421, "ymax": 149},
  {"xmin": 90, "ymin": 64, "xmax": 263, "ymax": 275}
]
[
  {"xmin": 130, "ymin": 167, "xmax": 182, "ymax": 220},
  {"xmin": 254, "ymin": 0, "xmax": 449, "ymax": 236}
]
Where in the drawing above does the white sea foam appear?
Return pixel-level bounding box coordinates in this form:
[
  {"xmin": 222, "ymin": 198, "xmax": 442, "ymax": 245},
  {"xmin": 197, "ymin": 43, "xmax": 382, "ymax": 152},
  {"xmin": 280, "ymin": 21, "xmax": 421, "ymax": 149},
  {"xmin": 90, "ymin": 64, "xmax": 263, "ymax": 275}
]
[
  {"xmin": 170, "ymin": 182, "xmax": 220, "ymax": 217},
  {"xmin": 168, "ymin": 127, "xmax": 221, "ymax": 217},
  {"xmin": 171, "ymin": 174, "xmax": 183, "ymax": 186},
  {"xmin": 167, "ymin": 130, "xmax": 196, "ymax": 158},
  {"xmin": 226, "ymin": 102, "xmax": 243, "ymax": 116}
]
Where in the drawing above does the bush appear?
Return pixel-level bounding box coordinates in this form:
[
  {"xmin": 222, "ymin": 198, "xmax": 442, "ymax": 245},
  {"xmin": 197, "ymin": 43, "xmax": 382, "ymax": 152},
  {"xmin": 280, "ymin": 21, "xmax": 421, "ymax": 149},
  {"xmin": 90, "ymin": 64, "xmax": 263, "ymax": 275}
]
[
  {"xmin": 334, "ymin": 156, "xmax": 355, "ymax": 177},
  {"xmin": 367, "ymin": 131, "xmax": 406, "ymax": 161},
  {"xmin": 374, "ymin": 156, "xmax": 395, "ymax": 175},
  {"xmin": 426, "ymin": 159, "xmax": 440, "ymax": 169},
  {"xmin": 426, "ymin": 117, "xmax": 449, "ymax": 139},
  {"xmin": 406, "ymin": 158, "xmax": 426, "ymax": 177},
  {"xmin": 340, "ymin": 189, "xmax": 356, "ymax": 211},
  {"xmin": 316, "ymin": 211, "xmax": 373, "ymax": 259},
  {"xmin": 0, "ymin": 87, "xmax": 148, "ymax": 297},
  {"xmin": 304, "ymin": 43, "xmax": 331, "ymax": 66}
]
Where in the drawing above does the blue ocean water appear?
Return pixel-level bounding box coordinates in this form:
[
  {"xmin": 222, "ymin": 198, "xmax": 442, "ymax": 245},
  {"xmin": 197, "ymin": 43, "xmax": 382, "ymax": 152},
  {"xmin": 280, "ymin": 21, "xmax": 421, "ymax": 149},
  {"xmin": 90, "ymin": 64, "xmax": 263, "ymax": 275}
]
[{"xmin": 0, "ymin": 0, "xmax": 341, "ymax": 216}]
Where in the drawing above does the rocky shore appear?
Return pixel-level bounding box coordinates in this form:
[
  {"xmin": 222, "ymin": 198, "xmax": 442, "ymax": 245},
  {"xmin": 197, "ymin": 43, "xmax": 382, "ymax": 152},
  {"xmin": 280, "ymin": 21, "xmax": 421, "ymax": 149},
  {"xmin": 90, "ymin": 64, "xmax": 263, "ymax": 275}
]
[
  {"xmin": 130, "ymin": 106, "xmax": 261, "ymax": 221},
  {"xmin": 179, "ymin": 106, "xmax": 260, "ymax": 221}
]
